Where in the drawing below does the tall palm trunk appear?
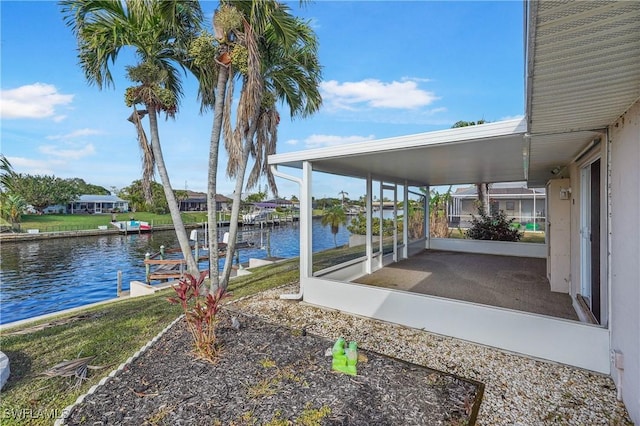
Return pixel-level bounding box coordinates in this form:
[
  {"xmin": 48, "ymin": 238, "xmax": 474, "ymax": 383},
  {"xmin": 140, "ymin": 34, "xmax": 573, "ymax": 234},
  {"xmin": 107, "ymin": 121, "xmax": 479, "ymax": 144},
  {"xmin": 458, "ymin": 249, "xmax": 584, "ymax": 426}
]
[
  {"xmin": 147, "ymin": 109, "xmax": 199, "ymax": 275},
  {"xmin": 476, "ymin": 183, "xmax": 489, "ymax": 215},
  {"xmin": 128, "ymin": 109, "xmax": 154, "ymax": 206},
  {"xmin": 207, "ymin": 66, "xmax": 229, "ymax": 291},
  {"xmin": 220, "ymin": 130, "xmax": 255, "ymax": 290}
]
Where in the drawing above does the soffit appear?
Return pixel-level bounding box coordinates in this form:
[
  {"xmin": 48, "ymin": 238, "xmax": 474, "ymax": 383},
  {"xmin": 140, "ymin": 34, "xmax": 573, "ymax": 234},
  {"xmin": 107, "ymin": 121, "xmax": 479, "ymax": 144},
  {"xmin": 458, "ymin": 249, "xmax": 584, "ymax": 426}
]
[
  {"xmin": 527, "ymin": 1, "xmax": 640, "ymax": 135},
  {"xmin": 270, "ymin": 119, "xmax": 529, "ymax": 187},
  {"xmin": 527, "ymin": 130, "xmax": 602, "ymax": 187}
]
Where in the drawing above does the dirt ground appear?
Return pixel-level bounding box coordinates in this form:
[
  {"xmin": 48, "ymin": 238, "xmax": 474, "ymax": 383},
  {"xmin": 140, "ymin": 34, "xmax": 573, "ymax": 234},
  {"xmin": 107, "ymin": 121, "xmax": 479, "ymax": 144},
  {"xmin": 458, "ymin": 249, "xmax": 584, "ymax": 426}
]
[{"xmin": 64, "ymin": 312, "xmax": 482, "ymax": 425}]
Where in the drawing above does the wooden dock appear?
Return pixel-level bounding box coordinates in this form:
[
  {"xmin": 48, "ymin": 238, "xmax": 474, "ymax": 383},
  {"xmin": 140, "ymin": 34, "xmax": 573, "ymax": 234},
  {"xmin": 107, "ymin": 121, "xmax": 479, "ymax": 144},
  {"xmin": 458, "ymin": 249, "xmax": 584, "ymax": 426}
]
[
  {"xmin": 143, "ymin": 240, "xmax": 254, "ymax": 283},
  {"xmin": 144, "ymin": 258, "xmax": 187, "ymax": 282}
]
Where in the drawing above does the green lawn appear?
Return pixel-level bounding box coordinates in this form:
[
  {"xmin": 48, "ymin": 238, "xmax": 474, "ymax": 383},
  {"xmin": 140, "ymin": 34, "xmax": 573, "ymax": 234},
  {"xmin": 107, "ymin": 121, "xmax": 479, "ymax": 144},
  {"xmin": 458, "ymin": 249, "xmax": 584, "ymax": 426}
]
[
  {"xmin": 446, "ymin": 229, "xmax": 546, "ymax": 244},
  {"xmin": 13, "ymin": 212, "xmax": 211, "ymax": 233},
  {"xmin": 0, "ymin": 243, "xmax": 365, "ymax": 426},
  {"xmin": 0, "ymin": 256, "xmax": 302, "ymax": 426}
]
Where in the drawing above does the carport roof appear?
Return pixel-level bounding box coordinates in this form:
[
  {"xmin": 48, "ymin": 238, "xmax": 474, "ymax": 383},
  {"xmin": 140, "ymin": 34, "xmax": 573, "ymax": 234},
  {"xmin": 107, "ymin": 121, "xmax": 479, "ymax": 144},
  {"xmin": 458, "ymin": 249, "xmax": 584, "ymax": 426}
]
[{"xmin": 270, "ymin": 119, "xmax": 531, "ymax": 187}]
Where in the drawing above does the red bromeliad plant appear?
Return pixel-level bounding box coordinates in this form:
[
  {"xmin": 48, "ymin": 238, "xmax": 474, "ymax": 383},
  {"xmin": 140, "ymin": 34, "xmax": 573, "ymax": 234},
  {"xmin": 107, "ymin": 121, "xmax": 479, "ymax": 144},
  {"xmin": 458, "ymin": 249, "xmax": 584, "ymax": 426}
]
[{"xmin": 167, "ymin": 271, "xmax": 229, "ymax": 362}]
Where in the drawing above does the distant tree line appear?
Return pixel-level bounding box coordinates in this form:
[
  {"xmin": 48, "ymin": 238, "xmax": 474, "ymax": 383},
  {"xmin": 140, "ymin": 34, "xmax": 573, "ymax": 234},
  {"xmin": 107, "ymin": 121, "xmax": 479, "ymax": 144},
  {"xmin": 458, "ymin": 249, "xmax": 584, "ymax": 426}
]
[
  {"xmin": 0, "ymin": 155, "xmax": 195, "ymax": 222},
  {"xmin": 0, "ymin": 156, "xmax": 114, "ymax": 221}
]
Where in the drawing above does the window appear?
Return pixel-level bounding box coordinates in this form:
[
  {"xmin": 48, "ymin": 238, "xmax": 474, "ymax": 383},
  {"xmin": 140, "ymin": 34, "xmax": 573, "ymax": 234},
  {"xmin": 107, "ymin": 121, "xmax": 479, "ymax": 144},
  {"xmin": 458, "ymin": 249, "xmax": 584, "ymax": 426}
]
[{"xmin": 506, "ymin": 201, "xmax": 515, "ymax": 211}]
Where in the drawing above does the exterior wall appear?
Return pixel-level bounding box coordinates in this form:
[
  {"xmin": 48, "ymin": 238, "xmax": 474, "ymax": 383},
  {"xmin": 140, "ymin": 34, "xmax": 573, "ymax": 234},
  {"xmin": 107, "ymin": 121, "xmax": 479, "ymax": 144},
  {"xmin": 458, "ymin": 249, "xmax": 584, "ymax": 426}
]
[
  {"xmin": 609, "ymin": 100, "xmax": 640, "ymax": 424},
  {"xmin": 547, "ymin": 179, "xmax": 571, "ymax": 293},
  {"xmin": 430, "ymin": 238, "xmax": 547, "ymax": 258},
  {"xmin": 303, "ymin": 276, "xmax": 610, "ymax": 373}
]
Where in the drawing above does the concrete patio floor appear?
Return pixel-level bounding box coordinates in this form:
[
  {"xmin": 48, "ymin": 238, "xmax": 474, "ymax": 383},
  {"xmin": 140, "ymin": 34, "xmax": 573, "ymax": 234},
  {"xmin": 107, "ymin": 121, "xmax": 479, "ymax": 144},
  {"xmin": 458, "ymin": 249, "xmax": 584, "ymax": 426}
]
[{"xmin": 352, "ymin": 249, "xmax": 579, "ymax": 321}]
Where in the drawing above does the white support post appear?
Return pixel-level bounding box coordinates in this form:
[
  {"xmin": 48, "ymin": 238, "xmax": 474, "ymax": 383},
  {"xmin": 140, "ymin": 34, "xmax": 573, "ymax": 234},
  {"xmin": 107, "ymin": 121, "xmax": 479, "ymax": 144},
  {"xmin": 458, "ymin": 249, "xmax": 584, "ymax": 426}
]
[
  {"xmin": 403, "ymin": 182, "xmax": 409, "ymax": 259},
  {"xmin": 301, "ymin": 161, "xmax": 313, "ymax": 280},
  {"xmin": 393, "ymin": 184, "xmax": 398, "ymax": 263},
  {"xmin": 366, "ymin": 174, "xmax": 373, "ymax": 274},
  {"xmin": 379, "ymin": 181, "xmax": 384, "ymax": 268},
  {"xmin": 533, "ymin": 188, "xmax": 537, "ymax": 231},
  {"xmin": 270, "ymin": 164, "xmax": 307, "ymax": 300},
  {"xmin": 424, "ymin": 185, "xmax": 430, "ymax": 249}
]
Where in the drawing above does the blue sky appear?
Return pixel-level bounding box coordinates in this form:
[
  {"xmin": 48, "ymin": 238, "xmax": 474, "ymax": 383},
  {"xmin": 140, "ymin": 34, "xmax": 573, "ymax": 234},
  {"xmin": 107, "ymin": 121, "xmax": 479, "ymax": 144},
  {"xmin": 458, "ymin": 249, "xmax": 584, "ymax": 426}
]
[{"xmin": 1, "ymin": 1, "xmax": 524, "ymax": 199}]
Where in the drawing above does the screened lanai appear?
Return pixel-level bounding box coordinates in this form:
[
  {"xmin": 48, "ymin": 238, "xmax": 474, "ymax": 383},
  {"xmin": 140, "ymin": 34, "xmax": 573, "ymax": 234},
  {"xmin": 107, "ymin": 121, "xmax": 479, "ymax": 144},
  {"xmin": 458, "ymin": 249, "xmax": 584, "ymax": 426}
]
[{"xmin": 268, "ymin": 118, "xmax": 609, "ymax": 373}]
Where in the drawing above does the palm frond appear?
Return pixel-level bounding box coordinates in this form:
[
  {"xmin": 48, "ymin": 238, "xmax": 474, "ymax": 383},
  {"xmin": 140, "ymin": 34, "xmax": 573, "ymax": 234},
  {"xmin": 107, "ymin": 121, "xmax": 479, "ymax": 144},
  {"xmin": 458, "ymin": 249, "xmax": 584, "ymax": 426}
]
[{"xmin": 127, "ymin": 108, "xmax": 154, "ymax": 205}]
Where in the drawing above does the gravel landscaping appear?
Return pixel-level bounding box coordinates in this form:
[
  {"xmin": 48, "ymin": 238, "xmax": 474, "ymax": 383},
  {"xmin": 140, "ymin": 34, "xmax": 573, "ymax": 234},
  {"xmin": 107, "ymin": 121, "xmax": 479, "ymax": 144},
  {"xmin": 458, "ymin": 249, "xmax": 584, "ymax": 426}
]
[
  {"xmin": 61, "ymin": 283, "xmax": 633, "ymax": 425},
  {"xmin": 231, "ymin": 285, "xmax": 633, "ymax": 425}
]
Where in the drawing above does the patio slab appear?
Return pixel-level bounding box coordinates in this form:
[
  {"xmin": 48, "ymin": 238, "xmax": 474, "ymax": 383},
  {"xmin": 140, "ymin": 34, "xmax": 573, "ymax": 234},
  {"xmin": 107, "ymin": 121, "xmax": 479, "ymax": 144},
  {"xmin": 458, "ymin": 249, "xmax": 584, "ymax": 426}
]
[{"xmin": 352, "ymin": 249, "xmax": 579, "ymax": 321}]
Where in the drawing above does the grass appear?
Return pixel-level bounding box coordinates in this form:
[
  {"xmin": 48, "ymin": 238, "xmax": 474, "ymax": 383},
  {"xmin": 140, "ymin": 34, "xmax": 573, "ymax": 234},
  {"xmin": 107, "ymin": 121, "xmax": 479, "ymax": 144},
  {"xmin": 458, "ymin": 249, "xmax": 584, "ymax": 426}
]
[
  {"xmin": 12, "ymin": 210, "xmax": 301, "ymax": 233},
  {"xmin": 0, "ymin": 294, "xmax": 183, "ymax": 426},
  {"xmin": 446, "ymin": 229, "xmax": 546, "ymax": 244},
  {"xmin": 14, "ymin": 212, "xmax": 211, "ymax": 233},
  {"xmin": 0, "ymin": 254, "xmax": 303, "ymax": 426},
  {"xmin": 0, "ymin": 241, "xmax": 368, "ymax": 425}
]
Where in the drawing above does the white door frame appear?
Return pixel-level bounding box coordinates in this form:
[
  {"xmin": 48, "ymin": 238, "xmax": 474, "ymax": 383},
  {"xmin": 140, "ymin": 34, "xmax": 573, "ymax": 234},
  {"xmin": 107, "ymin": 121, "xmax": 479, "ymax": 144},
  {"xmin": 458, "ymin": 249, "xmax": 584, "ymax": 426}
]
[{"xmin": 580, "ymin": 165, "xmax": 592, "ymax": 299}]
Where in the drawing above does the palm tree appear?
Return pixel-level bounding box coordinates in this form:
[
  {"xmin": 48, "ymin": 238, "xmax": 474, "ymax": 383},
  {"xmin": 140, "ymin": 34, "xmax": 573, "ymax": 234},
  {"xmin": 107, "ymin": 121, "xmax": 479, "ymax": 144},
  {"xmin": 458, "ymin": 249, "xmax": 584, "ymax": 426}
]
[
  {"xmin": 188, "ymin": 4, "xmax": 244, "ymax": 292},
  {"xmin": 61, "ymin": 0, "xmax": 203, "ymax": 275},
  {"xmin": 218, "ymin": 2, "xmax": 322, "ymax": 290},
  {"xmin": 338, "ymin": 190, "xmax": 348, "ymax": 208},
  {"xmin": 321, "ymin": 206, "xmax": 347, "ymax": 248},
  {"xmin": 2, "ymin": 194, "xmax": 26, "ymax": 224},
  {"xmin": 430, "ymin": 187, "xmax": 452, "ymax": 238},
  {"xmin": 126, "ymin": 108, "xmax": 153, "ymax": 206},
  {"xmin": 1, "ymin": 155, "xmax": 26, "ymax": 226},
  {"xmin": 452, "ymin": 119, "xmax": 489, "ymax": 214}
]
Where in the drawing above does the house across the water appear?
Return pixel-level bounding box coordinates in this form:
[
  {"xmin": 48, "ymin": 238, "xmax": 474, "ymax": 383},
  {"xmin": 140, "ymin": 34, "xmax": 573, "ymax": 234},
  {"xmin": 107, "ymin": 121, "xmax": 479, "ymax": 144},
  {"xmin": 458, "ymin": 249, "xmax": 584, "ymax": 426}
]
[
  {"xmin": 178, "ymin": 191, "xmax": 231, "ymax": 212},
  {"xmin": 67, "ymin": 195, "xmax": 129, "ymax": 214}
]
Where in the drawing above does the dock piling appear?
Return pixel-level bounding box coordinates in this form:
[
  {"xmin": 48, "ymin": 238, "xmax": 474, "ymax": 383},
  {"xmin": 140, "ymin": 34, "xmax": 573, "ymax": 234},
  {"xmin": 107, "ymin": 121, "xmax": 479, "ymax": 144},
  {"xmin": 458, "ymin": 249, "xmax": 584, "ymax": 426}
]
[
  {"xmin": 117, "ymin": 270, "xmax": 122, "ymax": 296},
  {"xmin": 145, "ymin": 253, "xmax": 151, "ymax": 283}
]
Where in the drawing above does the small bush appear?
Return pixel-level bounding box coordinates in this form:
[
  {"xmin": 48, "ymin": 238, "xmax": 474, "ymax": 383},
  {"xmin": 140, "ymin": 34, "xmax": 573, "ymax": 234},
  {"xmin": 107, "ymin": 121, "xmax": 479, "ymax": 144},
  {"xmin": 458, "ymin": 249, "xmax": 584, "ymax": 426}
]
[
  {"xmin": 167, "ymin": 272, "xmax": 229, "ymax": 362},
  {"xmin": 466, "ymin": 210, "xmax": 522, "ymax": 242},
  {"xmin": 347, "ymin": 213, "xmax": 398, "ymax": 236}
]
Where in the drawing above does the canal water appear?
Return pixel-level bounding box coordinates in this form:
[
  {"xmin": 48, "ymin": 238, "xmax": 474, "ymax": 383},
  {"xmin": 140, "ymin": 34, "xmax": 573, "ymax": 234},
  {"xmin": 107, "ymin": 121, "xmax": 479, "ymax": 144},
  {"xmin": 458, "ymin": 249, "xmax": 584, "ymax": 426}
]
[{"xmin": 0, "ymin": 218, "xmax": 351, "ymax": 325}]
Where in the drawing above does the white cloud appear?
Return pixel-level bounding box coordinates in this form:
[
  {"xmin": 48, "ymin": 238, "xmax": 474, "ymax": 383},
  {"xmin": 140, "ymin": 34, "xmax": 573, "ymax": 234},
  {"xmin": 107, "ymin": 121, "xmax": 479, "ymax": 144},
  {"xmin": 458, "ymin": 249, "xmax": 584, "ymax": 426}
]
[
  {"xmin": 320, "ymin": 78, "xmax": 439, "ymax": 110},
  {"xmin": 47, "ymin": 128, "xmax": 101, "ymax": 140},
  {"xmin": 0, "ymin": 83, "xmax": 74, "ymax": 120},
  {"xmin": 6, "ymin": 156, "xmax": 62, "ymax": 175},
  {"xmin": 286, "ymin": 139, "xmax": 299, "ymax": 145},
  {"xmin": 38, "ymin": 143, "xmax": 96, "ymax": 160},
  {"xmin": 303, "ymin": 134, "xmax": 375, "ymax": 149},
  {"xmin": 401, "ymin": 76, "xmax": 432, "ymax": 83}
]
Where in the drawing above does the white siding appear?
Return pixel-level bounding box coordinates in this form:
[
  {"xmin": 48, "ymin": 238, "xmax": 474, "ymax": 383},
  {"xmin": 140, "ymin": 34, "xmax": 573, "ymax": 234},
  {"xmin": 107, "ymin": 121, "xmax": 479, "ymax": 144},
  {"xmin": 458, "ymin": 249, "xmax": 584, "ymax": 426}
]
[
  {"xmin": 303, "ymin": 276, "xmax": 610, "ymax": 373},
  {"xmin": 609, "ymin": 100, "xmax": 640, "ymax": 424}
]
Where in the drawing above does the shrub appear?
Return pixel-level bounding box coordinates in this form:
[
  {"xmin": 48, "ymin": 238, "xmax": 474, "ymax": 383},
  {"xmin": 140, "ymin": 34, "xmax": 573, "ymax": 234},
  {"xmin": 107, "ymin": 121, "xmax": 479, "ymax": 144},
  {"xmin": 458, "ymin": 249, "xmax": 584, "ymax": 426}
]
[
  {"xmin": 347, "ymin": 213, "xmax": 398, "ymax": 236},
  {"xmin": 466, "ymin": 209, "xmax": 522, "ymax": 242},
  {"xmin": 167, "ymin": 272, "xmax": 229, "ymax": 362}
]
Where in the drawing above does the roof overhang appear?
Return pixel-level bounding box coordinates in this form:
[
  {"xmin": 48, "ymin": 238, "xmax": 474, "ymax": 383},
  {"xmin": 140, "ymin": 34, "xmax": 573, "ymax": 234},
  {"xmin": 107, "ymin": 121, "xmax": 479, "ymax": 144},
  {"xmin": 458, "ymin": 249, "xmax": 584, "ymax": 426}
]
[
  {"xmin": 526, "ymin": 1, "xmax": 640, "ymax": 135},
  {"xmin": 270, "ymin": 119, "xmax": 528, "ymax": 187},
  {"xmin": 524, "ymin": 1, "xmax": 640, "ymax": 185}
]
